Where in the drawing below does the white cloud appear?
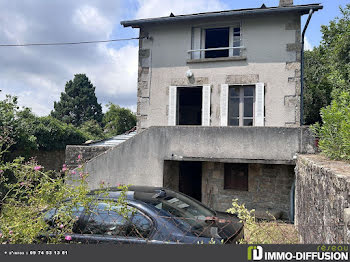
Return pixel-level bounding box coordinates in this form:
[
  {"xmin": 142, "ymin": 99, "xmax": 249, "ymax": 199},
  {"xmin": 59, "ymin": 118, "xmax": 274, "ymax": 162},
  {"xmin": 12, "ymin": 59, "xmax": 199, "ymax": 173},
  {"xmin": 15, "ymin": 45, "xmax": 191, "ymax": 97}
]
[
  {"xmin": 0, "ymin": 0, "xmax": 228, "ymax": 116},
  {"xmin": 304, "ymin": 37, "xmax": 313, "ymax": 51},
  {"xmin": 135, "ymin": 0, "xmax": 228, "ymax": 19}
]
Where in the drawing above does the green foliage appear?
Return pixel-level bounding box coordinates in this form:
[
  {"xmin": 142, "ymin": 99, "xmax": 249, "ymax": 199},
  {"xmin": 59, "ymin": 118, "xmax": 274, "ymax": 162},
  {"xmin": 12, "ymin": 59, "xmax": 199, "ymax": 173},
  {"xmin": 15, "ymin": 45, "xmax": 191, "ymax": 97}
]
[
  {"xmin": 0, "ymin": 93, "xmax": 91, "ymax": 153},
  {"xmin": 33, "ymin": 116, "xmax": 87, "ymax": 150},
  {"xmin": 303, "ymin": 49, "xmax": 333, "ymax": 125},
  {"xmin": 0, "ymin": 141, "xmax": 129, "ymax": 243},
  {"xmin": 227, "ymin": 199, "xmax": 299, "ymax": 244},
  {"xmin": 78, "ymin": 120, "xmax": 106, "ymax": 141},
  {"xmin": 51, "ymin": 74, "xmax": 103, "ymax": 127},
  {"xmin": 103, "ymin": 103, "xmax": 136, "ymax": 136},
  {"xmin": 0, "ymin": 95, "xmax": 37, "ymax": 153},
  {"xmin": 311, "ymin": 91, "xmax": 350, "ymax": 161},
  {"xmin": 304, "ymin": 4, "xmax": 350, "ymax": 124}
]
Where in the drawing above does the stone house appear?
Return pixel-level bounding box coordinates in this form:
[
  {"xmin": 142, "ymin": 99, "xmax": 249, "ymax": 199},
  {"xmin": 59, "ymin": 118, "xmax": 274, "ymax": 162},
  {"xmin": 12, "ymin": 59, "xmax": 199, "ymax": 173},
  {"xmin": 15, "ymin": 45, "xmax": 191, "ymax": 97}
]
[{"xmin": 66, "ymin": 0, "xmax": 322, "ymax": 220}]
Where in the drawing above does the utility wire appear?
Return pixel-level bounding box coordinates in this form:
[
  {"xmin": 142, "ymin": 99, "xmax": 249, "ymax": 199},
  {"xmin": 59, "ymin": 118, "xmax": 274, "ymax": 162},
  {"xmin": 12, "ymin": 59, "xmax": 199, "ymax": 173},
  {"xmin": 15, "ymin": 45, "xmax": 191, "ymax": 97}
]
[{"xmin": 0, "ymin": 37, "xmax": 143, "ymax": 47}]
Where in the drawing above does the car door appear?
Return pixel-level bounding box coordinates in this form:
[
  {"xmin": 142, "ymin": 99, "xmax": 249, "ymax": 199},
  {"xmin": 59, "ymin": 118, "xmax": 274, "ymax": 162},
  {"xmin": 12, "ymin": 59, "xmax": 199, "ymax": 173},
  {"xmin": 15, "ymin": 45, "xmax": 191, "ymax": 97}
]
[{"xmin": 75, "ymin": 201, "xmax": 154, "ymax": 244}]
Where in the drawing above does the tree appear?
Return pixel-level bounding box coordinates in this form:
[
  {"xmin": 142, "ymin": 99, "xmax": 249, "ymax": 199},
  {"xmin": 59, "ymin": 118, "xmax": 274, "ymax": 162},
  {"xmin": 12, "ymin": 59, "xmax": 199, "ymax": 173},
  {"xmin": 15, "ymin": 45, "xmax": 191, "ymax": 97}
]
[
  {"xmin": 78, "ymin": 120, "xmax": 105, "ymax": 141},
  {"xmin": 303, "ymin": 48, "xmax": 332, "ymax": 125},
  {"xmin": 303, "ymin": 4, "xmax": 350, "ymax": 124},
  {"xmin": 103, "ymin": 103, "xmax": 136, "ymax": 136},
  {"xmin": 51, "ymin": 74, "xmax": 103, "ymax": 127}
]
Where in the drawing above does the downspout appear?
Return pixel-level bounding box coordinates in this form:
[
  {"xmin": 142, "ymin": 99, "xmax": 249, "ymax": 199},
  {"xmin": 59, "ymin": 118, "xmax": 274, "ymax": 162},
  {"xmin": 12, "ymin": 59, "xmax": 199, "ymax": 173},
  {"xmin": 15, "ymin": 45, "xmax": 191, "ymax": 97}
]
[{"xmin": 300, "ymin": 9, "xmax": 314, "ymax": 125}]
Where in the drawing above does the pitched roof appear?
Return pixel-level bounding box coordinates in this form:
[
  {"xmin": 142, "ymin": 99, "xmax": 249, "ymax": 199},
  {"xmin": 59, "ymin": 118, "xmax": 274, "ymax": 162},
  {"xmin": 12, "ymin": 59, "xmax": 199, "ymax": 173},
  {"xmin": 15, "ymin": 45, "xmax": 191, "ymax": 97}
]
[{"xmin": 121, "ymin": 4, "xmax": 322, "ymax": 28}]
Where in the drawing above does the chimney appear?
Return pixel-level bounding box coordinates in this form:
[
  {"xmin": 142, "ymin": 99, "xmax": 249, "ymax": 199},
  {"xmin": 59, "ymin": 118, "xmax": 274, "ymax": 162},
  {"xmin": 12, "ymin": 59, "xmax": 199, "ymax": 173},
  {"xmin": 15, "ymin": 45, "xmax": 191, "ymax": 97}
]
[{"xmin": 279, "ymin": 0, "xmax": 293, "ymax": 6}]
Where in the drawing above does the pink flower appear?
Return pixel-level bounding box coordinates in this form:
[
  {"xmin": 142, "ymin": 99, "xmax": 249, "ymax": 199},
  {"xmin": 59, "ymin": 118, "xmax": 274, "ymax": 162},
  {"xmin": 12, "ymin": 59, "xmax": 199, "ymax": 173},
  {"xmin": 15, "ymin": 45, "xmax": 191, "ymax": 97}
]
[
  {"xmin": 0, "ymin": 170, "xmax": 3, "ymax": 174},
  {"xmin": 34, "ymin": 166, "xmax": 42, "ymax": 171},
  {"xmin": 71, "ymin": 170, "xmax": 76, "ymax": 175},
  {"xmin": 59, "ymin": 224, "xmax": 64, "ymax": 229},
  {"xmin": 62, "ymin": 164, "xmax": 66, "ymax": 168},
  {"xmin": 62, "ymin": 167, "xmax": 67, "ymax": 172},
  {"xmin": 65, "ymin": 235, "xmax": 72, "ymax": 241},
  {"xmin": 20, "ymin": 182, "xmax": 25, "ymax": 186},
  {"xmin": 78, "ymin": 165, "xmax": 82, "ymax": 169},
  {"xmin": 79, "ymin": 173, "xmax": 84, "ymax": 179},
  {"xmin": 9, "ymin": 230, "xmax": 13, "ymax": 235},
  {"xmin": 77, "ymin": 155, "xmax": 82, "ymax": 160},
  {"xmin": 0, "ymin": 233, "xmax": 3, "ymax": 238},
  {"xmin": 117, "ymin": 183, "xmax": 121, "ymax": 187}
]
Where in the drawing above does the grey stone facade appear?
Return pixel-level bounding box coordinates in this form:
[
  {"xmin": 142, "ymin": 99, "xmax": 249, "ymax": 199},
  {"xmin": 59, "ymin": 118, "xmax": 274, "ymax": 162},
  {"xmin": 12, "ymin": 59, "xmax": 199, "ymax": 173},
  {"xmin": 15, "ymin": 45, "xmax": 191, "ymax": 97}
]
[
  {"xmin": 295, "ymin": 154, "xmax": 350, "ymax": 243},
  {"xmin": 202, "ymin": 162, "xmax": 294, "ymax": 219}
]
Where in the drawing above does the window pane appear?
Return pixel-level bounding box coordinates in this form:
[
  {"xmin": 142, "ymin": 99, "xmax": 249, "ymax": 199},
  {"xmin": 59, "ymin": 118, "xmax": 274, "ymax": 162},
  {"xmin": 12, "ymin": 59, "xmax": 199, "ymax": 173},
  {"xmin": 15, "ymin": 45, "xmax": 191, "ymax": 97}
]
[
  {"xmin": 244, "ymin": 98, "xmax": 253, "ymax": 117},
  {"xmin": 229, "ymin": 87, "xmax": 240, "ymax": 97},
  {"xmin": 229, "ymin": 118, "xmax": 239, "ymax": 126},
  {"xmin": 129, "ymin": 212, "xmax": 152, "ymax": 238},
  {"xmin": 224, "ymin": 163, "xmax": 248, "ymax": 191},
  {"xmin": 244, "ymin": 87, "xmax": 254, "ymax": 96},
  {"xmin": 84, "ymin": 202, "xmax": 128, "ymax": 236},
  {"xmin": 205, "ymin": 27, "xmax": 229, "ymax": 58},
  {"xmin": 229, "ymin": 97, "xmax": 239, "ymax": 118},
  {"xmin": 244, "ymin": 119, "xmax": 253, "ymax": 126}
]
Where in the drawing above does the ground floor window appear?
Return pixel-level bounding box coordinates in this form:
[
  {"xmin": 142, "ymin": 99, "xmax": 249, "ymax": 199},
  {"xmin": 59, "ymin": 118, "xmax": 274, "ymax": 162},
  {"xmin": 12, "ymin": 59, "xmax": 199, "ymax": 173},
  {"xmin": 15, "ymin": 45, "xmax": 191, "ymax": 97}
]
[{"xmin": 224, "ymin": 163, "xmax": 248, "ymax": 191}]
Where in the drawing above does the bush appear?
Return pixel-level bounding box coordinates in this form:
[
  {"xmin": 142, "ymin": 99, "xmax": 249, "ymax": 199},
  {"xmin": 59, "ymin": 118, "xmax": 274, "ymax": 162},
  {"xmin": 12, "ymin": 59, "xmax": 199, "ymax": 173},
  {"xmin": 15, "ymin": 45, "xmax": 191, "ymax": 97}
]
[
  {"xmin": 227, "ymin": 199, "xmax": 299, "ymax": 244},
  {"xmin": 312, "ymin": 91, "xmax": 350, "ymax": 161},
  {"xmin": 0, "ymin": 156, "xmax": 128, "ymax": 244}
]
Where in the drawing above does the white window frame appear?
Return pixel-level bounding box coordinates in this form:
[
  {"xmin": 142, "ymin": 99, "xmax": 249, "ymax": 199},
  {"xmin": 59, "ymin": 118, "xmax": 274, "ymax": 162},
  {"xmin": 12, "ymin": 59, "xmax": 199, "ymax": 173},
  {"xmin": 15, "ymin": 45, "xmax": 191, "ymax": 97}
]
[
  {"xmin": 168, "ymin": 85, "xmax": 211, "ymax": 126},
  {"xmin": 189, "ymin": 22, "xmax": 244, "ymax": 59},
  {"xmin": 220, "ymin": 83, "xmax": 265, "ymax": 127}
]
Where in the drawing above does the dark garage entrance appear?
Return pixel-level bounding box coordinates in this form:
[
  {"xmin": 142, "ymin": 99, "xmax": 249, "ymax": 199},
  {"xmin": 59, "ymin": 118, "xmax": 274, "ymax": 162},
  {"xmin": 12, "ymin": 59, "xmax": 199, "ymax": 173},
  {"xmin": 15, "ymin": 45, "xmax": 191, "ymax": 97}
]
[
  {"xmin": 179, "ymin": 161, "xmax": 202, "ymax": 201},
  {"xmin": 177, "ymin": 87, "xmax": 202, "ymax": 125}
]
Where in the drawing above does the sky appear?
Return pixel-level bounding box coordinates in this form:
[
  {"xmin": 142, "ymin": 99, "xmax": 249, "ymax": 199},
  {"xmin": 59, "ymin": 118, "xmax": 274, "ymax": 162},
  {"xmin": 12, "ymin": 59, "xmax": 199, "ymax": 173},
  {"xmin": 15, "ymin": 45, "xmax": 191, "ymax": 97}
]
[{"xmin": 0, "ymin": 0, "xmax": 348, "ymax": 116}]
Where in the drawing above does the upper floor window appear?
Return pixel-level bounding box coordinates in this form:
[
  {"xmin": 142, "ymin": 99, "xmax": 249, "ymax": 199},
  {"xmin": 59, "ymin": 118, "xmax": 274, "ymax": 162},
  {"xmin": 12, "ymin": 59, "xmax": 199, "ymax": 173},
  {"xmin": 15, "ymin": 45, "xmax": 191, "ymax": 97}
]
[{"xmin": 190, "ymin": 23, "xmax": 242, "ymax": 59}]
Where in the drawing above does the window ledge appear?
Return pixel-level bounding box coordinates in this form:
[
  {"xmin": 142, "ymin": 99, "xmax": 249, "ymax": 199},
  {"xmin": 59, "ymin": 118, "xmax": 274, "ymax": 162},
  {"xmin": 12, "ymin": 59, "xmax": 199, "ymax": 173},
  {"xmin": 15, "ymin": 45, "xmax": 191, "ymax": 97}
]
[{"xmin": 186, "ymin": 56, "xmax": 247, "ymax": 63}]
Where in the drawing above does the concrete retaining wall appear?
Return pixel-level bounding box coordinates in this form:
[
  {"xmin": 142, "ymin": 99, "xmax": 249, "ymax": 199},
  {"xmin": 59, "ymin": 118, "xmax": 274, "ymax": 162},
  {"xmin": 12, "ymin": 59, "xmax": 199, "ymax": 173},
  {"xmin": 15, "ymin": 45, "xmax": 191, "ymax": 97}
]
[
  {"xmin": 83, "ymin": 126, "xmax": 315, "ymax": 189},
  {"xmin": 295, "ymin": 154, "xmax": 350, "ymax": 243}
]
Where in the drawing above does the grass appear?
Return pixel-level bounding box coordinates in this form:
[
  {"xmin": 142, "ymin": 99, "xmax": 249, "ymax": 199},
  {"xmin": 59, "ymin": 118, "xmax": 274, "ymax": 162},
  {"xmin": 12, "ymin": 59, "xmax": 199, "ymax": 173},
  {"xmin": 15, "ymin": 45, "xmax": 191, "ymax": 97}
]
[{"xmin": 243, "ymin": 221, "xmax": 300, "ymax": 244}]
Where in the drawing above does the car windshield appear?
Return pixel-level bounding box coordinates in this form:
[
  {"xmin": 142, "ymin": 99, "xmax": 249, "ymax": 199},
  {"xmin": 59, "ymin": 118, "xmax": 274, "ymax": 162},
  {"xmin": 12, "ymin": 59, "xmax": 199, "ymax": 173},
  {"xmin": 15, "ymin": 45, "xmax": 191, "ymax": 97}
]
[{"xmin": 135, "ymin": 190, "xmax": 215, "ymax": 230}]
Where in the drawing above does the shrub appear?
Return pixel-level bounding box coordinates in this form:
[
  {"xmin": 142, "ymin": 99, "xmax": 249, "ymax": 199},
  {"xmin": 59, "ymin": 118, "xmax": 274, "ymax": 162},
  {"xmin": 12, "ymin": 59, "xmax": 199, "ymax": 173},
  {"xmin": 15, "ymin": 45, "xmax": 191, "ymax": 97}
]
[{"xmin": 312, "ymin": 91, "xmax": 350, "ymax": 161}]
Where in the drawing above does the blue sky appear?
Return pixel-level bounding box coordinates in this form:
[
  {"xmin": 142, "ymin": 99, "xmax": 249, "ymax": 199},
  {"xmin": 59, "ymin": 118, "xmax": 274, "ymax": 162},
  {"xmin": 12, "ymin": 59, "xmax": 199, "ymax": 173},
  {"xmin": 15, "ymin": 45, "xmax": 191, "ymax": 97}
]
[{"xmin": 0, "ymin": 0, "xmax": 347, "ymax": 116}]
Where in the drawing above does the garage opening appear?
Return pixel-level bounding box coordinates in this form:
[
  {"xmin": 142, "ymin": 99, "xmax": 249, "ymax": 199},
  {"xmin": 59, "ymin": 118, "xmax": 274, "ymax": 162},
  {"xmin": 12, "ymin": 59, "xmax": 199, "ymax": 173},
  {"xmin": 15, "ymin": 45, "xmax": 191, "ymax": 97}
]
[
  {"xmin": 177, "ymin": 87, "xmax": 202, "ymax": 125},
  {"xmin": 179, "ymin": 161, "xmax": 202, "ymax": 201}
]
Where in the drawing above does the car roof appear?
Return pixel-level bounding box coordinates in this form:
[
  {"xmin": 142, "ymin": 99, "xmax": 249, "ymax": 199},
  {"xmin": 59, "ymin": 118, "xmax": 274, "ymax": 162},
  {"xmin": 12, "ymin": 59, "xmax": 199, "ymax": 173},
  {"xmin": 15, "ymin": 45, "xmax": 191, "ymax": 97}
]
[{"xmin": 88, "ymin": 186, "xmax": 170, "ymax": 201}]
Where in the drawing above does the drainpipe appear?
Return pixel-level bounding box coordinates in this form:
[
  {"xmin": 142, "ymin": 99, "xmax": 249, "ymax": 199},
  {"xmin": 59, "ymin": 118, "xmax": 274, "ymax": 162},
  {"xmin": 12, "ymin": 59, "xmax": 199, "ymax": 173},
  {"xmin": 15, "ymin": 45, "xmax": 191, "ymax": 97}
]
[{"xmin": 300, "ymin": 9, "xmax": 314, "ymax": 125}]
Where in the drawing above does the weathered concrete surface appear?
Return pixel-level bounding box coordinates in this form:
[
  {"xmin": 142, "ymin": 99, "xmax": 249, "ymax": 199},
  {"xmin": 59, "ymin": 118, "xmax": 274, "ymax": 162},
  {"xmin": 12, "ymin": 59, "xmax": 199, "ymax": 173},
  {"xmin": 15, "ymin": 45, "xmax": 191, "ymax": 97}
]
[
  {"xmin": 295, "ymin": 154, "xmax": 350, "ymax": 243},
  {"xmin": 65, "ymin": 145, "xmax": 111, "ymax": 169},
  {"xmin": 83, "ymin": 126, "xmax": 315, "ymax": 189}
]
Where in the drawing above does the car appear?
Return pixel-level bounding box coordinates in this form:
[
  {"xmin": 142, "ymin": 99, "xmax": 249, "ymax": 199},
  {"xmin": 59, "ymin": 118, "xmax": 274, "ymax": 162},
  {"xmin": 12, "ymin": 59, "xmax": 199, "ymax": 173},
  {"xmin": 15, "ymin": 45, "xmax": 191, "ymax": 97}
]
[{"xmin": 43, "ymin": 186, "xmax": 244, "ymax": 244}]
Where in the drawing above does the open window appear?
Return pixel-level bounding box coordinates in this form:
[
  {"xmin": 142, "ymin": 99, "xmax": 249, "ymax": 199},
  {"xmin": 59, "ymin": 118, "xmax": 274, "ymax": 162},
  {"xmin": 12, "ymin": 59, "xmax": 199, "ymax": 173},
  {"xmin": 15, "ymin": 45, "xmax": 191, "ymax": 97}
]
[
  {"xmin": 190, "ymin": 23, "xmax": 242, "ymax": 59},
  {"xmin": 168, "ymin": 85, "xmax": 211, "ymax": 126}
]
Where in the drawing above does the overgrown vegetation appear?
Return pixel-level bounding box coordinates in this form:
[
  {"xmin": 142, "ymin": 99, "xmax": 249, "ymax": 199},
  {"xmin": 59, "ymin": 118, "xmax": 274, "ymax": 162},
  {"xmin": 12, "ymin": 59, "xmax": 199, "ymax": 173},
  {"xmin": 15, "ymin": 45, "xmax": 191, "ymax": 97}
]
[
  {"xmin": 0, "ymin": 132, "xmax": 129, "ymax": 243},
  {"xmin": 305, "ymin": 4, "xmax": 350, "ymax": 161},
  {"xmin": 304, "ymin": 4, "xmax": 350, "ymax": 125},
  {"xmin": 0, "ymin": 74, "xmax": 136, "ymax": 160},
  {"xmin": 227, "ymin": 199, "xmax": 299, "ymax": 244}
]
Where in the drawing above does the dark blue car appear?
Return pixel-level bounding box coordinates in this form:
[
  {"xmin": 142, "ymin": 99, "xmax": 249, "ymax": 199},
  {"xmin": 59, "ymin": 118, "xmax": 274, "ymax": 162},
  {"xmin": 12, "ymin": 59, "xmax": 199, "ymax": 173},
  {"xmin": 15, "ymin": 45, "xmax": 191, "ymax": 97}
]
[{"xmin": 44, "ymin": 186, "xmax": 244, "ymax": 244}]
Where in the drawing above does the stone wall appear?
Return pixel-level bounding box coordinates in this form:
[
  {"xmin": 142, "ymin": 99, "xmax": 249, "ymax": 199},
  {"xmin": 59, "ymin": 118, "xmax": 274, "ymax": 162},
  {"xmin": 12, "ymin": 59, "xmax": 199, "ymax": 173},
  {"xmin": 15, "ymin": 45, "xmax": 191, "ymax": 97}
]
[
  {"xmin": 202, "ymin": 162, "xmax": 294, "ymax": 219},
  {"xmin": 9, "ymin": 150, "xmax": 65, "ymax": 171},
  {"xmin": 295, "ymin": 154, "xmax": 350, "ymax": 243},
  {"xmin": 65, "ymin": 145, "xmax": 111, "ymax": 169}
]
